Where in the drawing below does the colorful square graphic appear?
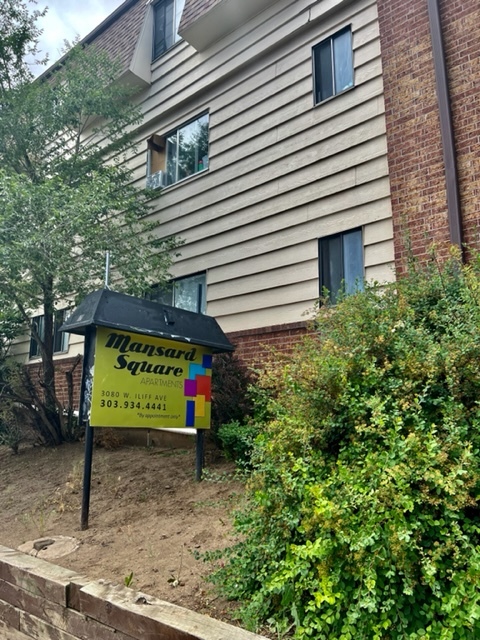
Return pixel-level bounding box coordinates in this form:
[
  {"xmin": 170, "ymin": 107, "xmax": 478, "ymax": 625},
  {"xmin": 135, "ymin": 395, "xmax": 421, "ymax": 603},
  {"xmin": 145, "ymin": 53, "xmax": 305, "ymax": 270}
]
[
  {"xmin": 184, "ymin": 379, "xmax": 197, "ymax": 397},
  {"xmin": 189, "ymin": 364, "xmax": 205, "ymax": 379},
  {"xmin": 202, "ymin": 354, "xmax": 213, "ymax": 369},
  {"xmin": 195, "ymin": 395, "xmax": 206, "ymax": 418},
  {"xmin": 186, "ymin": 400, "xmax": 195, "ymax": 427},
  {"xmin": 183, "ymin": 357, "xmax": 212, "ymax": 428},
  {"xmin": 196, "ymin": 375, "xmax": 211, "ymax": 402}
]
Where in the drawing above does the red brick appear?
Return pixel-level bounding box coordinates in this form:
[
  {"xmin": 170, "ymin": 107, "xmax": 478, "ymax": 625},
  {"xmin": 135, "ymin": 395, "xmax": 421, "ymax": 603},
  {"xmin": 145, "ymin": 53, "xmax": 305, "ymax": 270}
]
[{"xmin": 378, "ymin": 0, "xmax": 480, "ymax": 270}]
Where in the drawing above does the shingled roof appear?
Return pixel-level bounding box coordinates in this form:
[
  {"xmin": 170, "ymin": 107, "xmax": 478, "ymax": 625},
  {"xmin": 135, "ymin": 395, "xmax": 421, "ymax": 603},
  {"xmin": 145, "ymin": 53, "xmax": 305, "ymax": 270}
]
[
  {"xmin": 86, "ymin": 0, "xmax": 148, "ymax": 74},
  {"xmin": 179, "ymin": 0, "xmax": 223, "ymax": 33},
  {"xmin": 39, "ymin": 0, "xmax": 148, "ymax": 81}
]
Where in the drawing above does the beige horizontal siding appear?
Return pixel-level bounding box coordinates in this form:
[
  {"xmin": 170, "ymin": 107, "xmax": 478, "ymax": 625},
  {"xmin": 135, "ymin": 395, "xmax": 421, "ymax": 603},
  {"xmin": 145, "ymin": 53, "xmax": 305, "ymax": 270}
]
[
  {"xmin": 146, "ymin": 147, "xmax": 388, "ymax": 247},
  {"xmin": 10, "ymin": 331, "xmax": 84, "ymax": 362},
  {"xmin": 210, "ymin": 302, "xmax": 317, "ymax": 334},
  {"xmin": 365, "ymin": 262, "xmax": 396, "ymax": 284},
  {"xmin": 209, "ymin": 260, "xmax": 317, "ymax": 301},
  {"xmin": 207, "ymin": 242, "xmax": 317, "ymax": 285},
  {"xmin": 132, "ymin": 0, "xmax": 392, "ymax": 332},
  {"xmin": 17, "ymin": 0, "xmax": 395, "ymax": 360},
  {"xmin": 364, "ymin": 217, "xmax": 393, "ymax": 245},
  {"xmin": 175, "ymin": 187, "xmax": 391, "ymax": 263}
]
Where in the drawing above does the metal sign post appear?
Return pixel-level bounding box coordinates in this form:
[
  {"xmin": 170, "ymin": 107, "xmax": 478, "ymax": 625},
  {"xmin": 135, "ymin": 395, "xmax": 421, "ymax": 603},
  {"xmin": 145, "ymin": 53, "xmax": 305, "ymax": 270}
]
[
  {"xmin": 78, "ymin": 327, "xmax": 96, "ymax": 530},
  {"xmin": 81, "ymin": 421, "xmax": 94, "ymax": 530},
  {"xmin": 59, "ymin": 289, "xmax": 233, "ymax": 530},
  {"xmin": 196, "ymin": 429, "xmax": 205, "ymax": 481}
]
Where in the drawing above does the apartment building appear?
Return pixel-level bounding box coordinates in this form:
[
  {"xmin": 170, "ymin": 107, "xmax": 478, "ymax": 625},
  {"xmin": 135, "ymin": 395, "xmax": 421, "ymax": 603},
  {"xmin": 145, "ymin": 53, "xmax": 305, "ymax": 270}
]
[
  {"xmin": 19, "ymin": 0, "xmax": 395, "ymax": 392},
  {"xmin": 21, "ymin": 0, "xmax": 479, "ymax": 407}
]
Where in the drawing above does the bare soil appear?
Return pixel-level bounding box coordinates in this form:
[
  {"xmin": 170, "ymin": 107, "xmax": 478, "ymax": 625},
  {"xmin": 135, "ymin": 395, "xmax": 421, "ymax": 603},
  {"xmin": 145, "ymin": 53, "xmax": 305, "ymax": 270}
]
[{"xmin": 0, "ymin": 438, "xmax": 245, "ymax": 625}]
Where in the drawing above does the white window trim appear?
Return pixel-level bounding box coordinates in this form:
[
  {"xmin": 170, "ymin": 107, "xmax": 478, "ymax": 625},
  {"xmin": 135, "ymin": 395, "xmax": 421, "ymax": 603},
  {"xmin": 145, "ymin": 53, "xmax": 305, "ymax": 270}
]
[{"xmin": 146, "ymin": 113, "xmax": 209, "ymax": 189}]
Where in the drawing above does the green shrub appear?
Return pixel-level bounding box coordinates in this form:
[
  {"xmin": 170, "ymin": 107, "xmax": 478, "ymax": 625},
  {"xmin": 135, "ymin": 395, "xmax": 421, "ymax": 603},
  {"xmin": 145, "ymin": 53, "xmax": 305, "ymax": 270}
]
[
  {"xmin": 216, "ymin": 420, "xmax": 260, "ymax": 466},
  {"xmin": 209, "ymin": 252, "xmax": 480, "ymax": 639},
  {"xmin": 0, "ymin": 403, "xmax": 33, "ymax": 454},
  {"xmin": 210, "ymin": 353, "xmax": 256, "ymax": 440},
  {"xmin": 0, "ymin": 417, "xmax": 23, "ymax": 454}
]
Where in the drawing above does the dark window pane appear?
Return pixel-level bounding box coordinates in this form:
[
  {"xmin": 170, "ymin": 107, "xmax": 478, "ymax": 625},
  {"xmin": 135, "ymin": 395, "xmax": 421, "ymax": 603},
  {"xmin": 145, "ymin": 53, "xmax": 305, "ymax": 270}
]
[
  {"xmin": 315, "ymin": 40, "xmax": 333, "ymax": 103},
  {"xmin": 173, "ymin": 274, "xmax": 206, "ymax": 314},
  {"xmin": 342, "ymin": 229, "xmax": 364, "ymax": 294},
  {"xmin": 313, "ymin": 27, "xmax": 353, "ymax": 104},
  {"xmin": 146, "ymin": 276, "xmax": 205, "ymax": 313},
  {"xmin": 319, "ymin": 228, "xmax": 363, "ymax": 303},
  {"xmin": 333, "ymin": 29, "xmax": 354, "ymax": 93},
  {"xmin": 320, "ymin": 234, "xmax": 342, "ymax": 301},
  {"xmin": 146, "ymin": 283, "xmax": 174, "ymax": 305},
  {"xmin": 29, "ymin": 315, "xmax": 44, "ymax": 358},
  {"xmin": 165, "ymin": 133, "xmax": 178, "ymax": 185},
  {"xmin": 153, "ymin": 0, "xmax": 184, "ymax": 59},
  {"xmin": 163, "ymin": 115, "xmax": 209, "ymax": 186},
  {"xmin": 29, "ymin": 312, "xmax": 69, "ymax": 357},
  {"xmin": 53, "ymin": 310, "xmax": 67, "ymax": 353},
  {"xmin": 153, "ymin": 1, "xmax": 166, "ymax": 58},
  {"xmin": 164, "ymin": 0, "xmax": 174, "ymax": 50}
]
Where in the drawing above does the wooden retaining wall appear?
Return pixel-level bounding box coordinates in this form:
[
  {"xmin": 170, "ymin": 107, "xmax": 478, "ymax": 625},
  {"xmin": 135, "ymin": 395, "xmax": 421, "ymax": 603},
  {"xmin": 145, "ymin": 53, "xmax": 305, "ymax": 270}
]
[{"xmin": 0, "ymin": 545, "xmax": 267, "ymax": 640}]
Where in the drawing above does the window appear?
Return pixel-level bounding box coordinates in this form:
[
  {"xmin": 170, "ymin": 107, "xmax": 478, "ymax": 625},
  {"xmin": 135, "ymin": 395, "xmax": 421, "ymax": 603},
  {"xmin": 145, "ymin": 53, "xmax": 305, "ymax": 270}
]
[
  {"xmin": 147, "ymin": 114, "xmax": 209, "ymax": 188},
  {"xmin": 153, "ymin": 0, "xmax": 185, "ymax": 60},
  {"xmin": 147, "ymin": 273, "xmax": 207, "ymax": 314},
  {"xmin": 29, "ymin": 309, "xmax": 69, "ymax": 358},
  {"xmin": 319, "ymin": 228, "xmax": 364, "ymax": 303},
  {"xmin": 313, "ymin": 26, "xmax": 354, "ymax": 104}
]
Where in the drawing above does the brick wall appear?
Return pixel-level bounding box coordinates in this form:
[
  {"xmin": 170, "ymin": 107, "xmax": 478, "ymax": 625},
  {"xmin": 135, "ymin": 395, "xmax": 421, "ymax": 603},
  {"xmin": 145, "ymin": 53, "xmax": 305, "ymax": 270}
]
[
  {"xmin": 440, "ymin": 0, "xmax": 480, "ymax": 255},
  {"xmin": 227, "ymin": 321, "xmax": 309, "ymax": 369},
  {"xmin": 25, "ymin": 356, "xmax": 83, "ymax": 410},
  {"xmin": 377, "ymin": 0, "xmax": 450, "ymax": 269},
  {"xmin": 377, "ymin": 0, "xmax": 480, "ymax": 270},
  {"xmin": 0, "ymin": 545, "xmax": 267, "ymax": 640}
]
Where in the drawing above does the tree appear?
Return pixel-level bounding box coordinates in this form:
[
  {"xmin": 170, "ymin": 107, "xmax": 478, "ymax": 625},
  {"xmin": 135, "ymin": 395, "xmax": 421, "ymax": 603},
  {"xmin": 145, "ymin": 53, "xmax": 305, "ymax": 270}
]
[{"xmin": 0, "ymin": 1, "xmax": 179, "ymax": 446}]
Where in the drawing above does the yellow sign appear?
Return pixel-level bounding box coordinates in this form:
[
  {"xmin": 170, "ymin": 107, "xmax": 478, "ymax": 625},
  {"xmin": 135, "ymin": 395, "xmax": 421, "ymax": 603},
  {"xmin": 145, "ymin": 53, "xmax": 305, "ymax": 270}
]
[{"xmin": 89, "ymin": 327, "xmax": 212, "ymax": 429}]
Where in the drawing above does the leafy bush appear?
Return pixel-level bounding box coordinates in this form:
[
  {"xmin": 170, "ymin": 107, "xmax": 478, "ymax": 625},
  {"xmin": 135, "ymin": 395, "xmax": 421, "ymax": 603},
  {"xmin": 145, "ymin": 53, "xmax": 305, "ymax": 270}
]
[
  {"xmin": 0, "ymin": 416, "xmax": 23, "ymax": 454},
  {"xmin": 211, "ymin": 353, "xmax": 256, "ymax": 439},
  {"xmin": 216, "ymin": 420, "xmax": 260, "ymax": 466},
  {"xmin": 210, "ymin": 252, "xmax": 480, "ymax": 639},
  {"xmin": 0, "ymin": 403, "xmax": 37, "ymax": 454}
]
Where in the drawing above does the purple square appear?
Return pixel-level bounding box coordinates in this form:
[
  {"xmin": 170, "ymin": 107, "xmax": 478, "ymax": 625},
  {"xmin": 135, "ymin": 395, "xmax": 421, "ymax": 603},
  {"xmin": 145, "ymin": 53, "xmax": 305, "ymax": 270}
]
[{"xmin": 184, "ymin": 379, "xmax": 197, "ymax": 397}]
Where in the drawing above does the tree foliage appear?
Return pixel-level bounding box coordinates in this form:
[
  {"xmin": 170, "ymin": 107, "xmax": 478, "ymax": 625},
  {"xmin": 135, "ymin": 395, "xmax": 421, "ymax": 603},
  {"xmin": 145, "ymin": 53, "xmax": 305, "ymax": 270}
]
[
  {"xmin": 0, "ymin": 0, "xmax": 46, "ymax": 88},
  {"xmin": 210, "ymin": 251, "xmax": 480, "ymax": 639},
  {"xmin": 0, "ymin": 0, "xmax": 179, "ymax": 445}
]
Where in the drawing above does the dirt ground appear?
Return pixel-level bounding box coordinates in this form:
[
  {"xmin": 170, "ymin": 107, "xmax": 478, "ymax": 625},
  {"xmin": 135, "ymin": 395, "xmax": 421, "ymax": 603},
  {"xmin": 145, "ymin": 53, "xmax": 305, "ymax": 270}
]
[{"xmin": 0, "ymin": 436, "xmax": 247, "ymax": 626}]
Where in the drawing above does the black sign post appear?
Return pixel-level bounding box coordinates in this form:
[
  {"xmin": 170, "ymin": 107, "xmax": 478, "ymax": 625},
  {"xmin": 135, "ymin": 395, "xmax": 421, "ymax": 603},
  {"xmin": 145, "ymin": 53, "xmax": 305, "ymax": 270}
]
[{"xmin": 60, "ymin": 289, "xmax": 234, "ymax": 530}]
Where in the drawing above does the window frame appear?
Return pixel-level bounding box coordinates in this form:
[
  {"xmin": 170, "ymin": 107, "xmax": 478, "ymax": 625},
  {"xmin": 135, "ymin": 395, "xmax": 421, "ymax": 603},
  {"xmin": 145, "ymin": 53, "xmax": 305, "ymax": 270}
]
[
  {"xmin": 318, "ymin": 228, "xmax": 364, "ymax": 303},
  {"xmin": 29, "ymin": 309, "xmax": 70, "ymax": 359},
  {"xmin": 147, "ymin": 113, "xmax": 209, "ymax": 189},
  {"xmin": 147, "ymin": 272, "xmax": 207, "ymax": 315},
  {"xmin": 312, "ymin": 25, "xmax": 354, "ymax": 105},
  {"xmin": 152, "ymin": 0, "xmax": 185, "ymax": 61}
]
